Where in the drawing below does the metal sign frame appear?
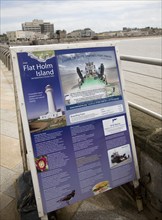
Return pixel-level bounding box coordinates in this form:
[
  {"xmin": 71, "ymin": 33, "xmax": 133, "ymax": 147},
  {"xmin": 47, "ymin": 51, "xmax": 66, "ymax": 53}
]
[{"xmin": 10, "ymin": 42, "xmax": 140, "ymax": 219}]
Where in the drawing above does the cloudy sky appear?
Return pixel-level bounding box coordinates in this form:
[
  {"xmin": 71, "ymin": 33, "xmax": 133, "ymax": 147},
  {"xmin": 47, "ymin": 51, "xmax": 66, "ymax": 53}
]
[{"xmin": 1, "ymin": 0, "xmax": 161, "ymax": 34}]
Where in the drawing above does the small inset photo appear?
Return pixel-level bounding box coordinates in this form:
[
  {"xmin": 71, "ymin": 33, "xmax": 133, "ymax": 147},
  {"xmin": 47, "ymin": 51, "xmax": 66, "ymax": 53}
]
[
  {"xmin": 92, "ymin": 181, "xmax": 111, "ymax": 195},
  {"xmin": 108, "ymin": 144, "xmax": 132, "ymax": 168},
  {"xmin": 35, "ymin": 155, "xmax": 49, "ymax": 172}
]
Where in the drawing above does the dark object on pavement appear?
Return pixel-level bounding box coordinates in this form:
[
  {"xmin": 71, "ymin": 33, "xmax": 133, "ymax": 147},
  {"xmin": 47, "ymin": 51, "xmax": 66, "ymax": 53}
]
[
  {"xmin": 16, "ymin": 171, "xmax": 57, "ymax": 220},
  {"xmin": 16, "ymin": 171, "xmax": 40, "ymax": 220}
]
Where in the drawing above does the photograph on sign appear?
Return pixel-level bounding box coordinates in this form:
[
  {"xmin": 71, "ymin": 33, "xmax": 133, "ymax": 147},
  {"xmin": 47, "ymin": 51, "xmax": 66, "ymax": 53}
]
[
  {"xmin": 57, "ymin": 50, "xmax": 121, "ymax": 109},
  {"xmin": 108, "ymin": 144, "xmax": 132, "ymax": 169},
  {"xmin": 11, "ymin": 44, "xmax": 139, "ymax": 215}
]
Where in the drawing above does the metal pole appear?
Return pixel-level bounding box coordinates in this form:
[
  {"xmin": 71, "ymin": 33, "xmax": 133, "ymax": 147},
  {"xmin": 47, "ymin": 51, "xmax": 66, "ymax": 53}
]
[
  {"xmin": 120, "ymin": 55, "xmax": 162, "ymax": 66},
  {"xmin": 11, "ymin": 58, "xmax": 29, "ymax": 171},
  {"xmin": 133, "ymin": 180, "xmax": 143, "ymax": 212},
  {"xmin": 128, "ymin": 101, "xmax": 162, "ymax": 121},
  {"xmin": 41, "ymin": 215, "xmax": 48, "ymax": 220}
]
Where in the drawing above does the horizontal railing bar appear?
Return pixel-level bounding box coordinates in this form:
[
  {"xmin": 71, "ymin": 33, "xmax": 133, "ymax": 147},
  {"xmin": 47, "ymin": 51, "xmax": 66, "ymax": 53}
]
[
  {"xmin": 120, "ymin": 55, "xmax": 162, "ymax": 66},
  {"xmin": 128, "ymin": 101, "xmax": 162, "ymax": 120},
  {"xmin": 1, "ymin": 47, "xmax": 162, "ymax": 66},
  {"xmin": 127, "ymin": 91, "xmax": 161, "ymax": 104},
  {"xmin": 123, "ymin": 69, "xmax": 160, "ymax": 79},
  {"xmin": 125, "ymin": 80, "xmax": 161, "ymax": 92}
]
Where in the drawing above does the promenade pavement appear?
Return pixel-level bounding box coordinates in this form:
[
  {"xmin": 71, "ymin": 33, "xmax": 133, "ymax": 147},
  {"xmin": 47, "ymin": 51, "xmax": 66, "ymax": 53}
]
[{"xmin": 0, "ymin": 61, "xmax": 22, "ymax": 220}]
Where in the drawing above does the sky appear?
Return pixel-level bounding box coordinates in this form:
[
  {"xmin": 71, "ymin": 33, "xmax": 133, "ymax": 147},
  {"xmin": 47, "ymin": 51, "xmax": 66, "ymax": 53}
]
[{"xmin": 1, "ymin": 0, "xmax": 161, "ymax": 34}]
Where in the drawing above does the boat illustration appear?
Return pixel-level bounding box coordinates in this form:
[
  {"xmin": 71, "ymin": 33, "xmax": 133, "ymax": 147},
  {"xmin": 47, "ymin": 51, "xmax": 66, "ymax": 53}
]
[
  {"xmin": 76, "ymin": 62, "xmax": 108, "ymax": 88},
  {"xmin": 111, "ymin": 152, "xmax": 130, "ymax": 164},
  {"xmin": 64, "ymin": 61, "xmax": 119, "ymax": 105}
]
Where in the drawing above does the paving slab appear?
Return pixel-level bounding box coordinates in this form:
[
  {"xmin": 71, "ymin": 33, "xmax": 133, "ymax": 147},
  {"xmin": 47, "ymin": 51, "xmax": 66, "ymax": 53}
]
[
  {"xmin": 0, "ymin": 166, "xmax": 19, "ymax": 198},
  {"xmin": 57, "ymin": 187, "xmax": 151, "ymax": 220},
  {"xmin": 0, "ymin": 100, "xmax": 16, "ymax": 111},
  {"xmin": 1, "ymin": 135, "xmax": 22, "ymax": 169},
  {"xmin": 0, "ymin": 199, "xmax": 20, "ymax": 220},
  {"xmin": 0, "ymin": 192, "xmax": 13, "ymax": 211},
  {"xmin": 72, "ymin": 201, "xmax": 129, "ymax": 220},
  {"xmin": 0, "ymin": 109, "xmax": 17, "ymax": 123},
  {"xmin": 1, "ymin": 120, "xmax": 19, "ymax": 139},
  {"xmin": 0, "ymin": 61, "xmax": 22, "ymax": 220}
]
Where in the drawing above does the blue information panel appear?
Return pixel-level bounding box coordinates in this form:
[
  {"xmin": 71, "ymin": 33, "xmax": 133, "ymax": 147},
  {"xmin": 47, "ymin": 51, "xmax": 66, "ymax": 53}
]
[{"xmin": 17, "ymin": 46, "xmax": 137, "ymax": 214}]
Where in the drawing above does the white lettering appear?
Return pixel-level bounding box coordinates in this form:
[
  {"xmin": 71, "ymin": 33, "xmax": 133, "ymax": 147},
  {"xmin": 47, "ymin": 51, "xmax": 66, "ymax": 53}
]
[
  {"xmin": 36, "ymin": 63, "xmax": 53, "ymax": 70},
  {"xmin": 35, "ymin": 69, "xmax": 54, "ymax": 76},
  {"xmin": 23, "ymin": 64, "xmax": 35, "ymax": 71}
]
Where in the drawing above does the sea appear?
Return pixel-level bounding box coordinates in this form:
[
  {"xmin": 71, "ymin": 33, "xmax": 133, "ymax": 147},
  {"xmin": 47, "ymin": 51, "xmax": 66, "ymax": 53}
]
[{"xmin": 116, "ymin": 36, "xmax": 161, "ymax": 59}]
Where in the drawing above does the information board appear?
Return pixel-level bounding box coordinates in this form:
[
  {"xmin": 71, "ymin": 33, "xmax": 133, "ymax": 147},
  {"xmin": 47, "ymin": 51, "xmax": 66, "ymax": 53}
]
[{"xmin": 11, "ymin": 43, "xmax": 139, "ymax": 216}]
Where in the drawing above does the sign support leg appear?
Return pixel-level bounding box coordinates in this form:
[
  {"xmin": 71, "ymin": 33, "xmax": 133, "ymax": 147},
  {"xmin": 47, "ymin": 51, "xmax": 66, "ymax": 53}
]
[
  {"xmin": 12, "ymin": 62, "xmax": 28, "ymax": 171},
  {"xmin": 133, "ymin": 179, "xmax": 143, "ymax": 212},
  {"xmin": 41, "ymin": 215, "xmax": 48, "ymax": 220}
]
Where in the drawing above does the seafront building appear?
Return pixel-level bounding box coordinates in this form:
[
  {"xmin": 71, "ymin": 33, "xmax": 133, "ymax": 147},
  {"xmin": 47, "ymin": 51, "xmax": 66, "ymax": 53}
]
[
  {"xmin": 22, "ymin": 19, "xmax": 44, "ymax": 32},
  {"xmin": 67, "ymin": 28, "xmax": 96, "ymax": 38},
  {"xmin": 22, "ymin": 19, "xmax": 54, "ymax": 35},
  {"xmin": 6, "ymin": 19, "xmax": 54, "ymax": 42},
  {"xmin": 97, "ymin": 27, "xmax": 162, "ymax": 39},
  {"xmin": 4, "ymin": 19, "xmax": 162, "ymax": 44},
  {"xmin": 40, "ymin": 22, "xmax": 54, "ymax": 35},
  {"xmin": 6, "ymin": 30, "xmax": 35, "ymax": 42},
  {"xmin": 6, "ymin": 30, "xmax": 49, "ymax": 42}
]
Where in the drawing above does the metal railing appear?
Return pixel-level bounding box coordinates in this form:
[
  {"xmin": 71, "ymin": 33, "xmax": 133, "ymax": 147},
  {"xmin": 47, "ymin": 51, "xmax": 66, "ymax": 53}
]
[
  {"xmin": 120, "ymin": 55, "xmax": 162, "ymax": 66},
  {"xmin": 0, "ymin": 45, "xmax": 11, "ymax": 70},
  {"xmin": 0, "ymin": 44, "xmax": 161, "ymax": 120},
  {"xmin": 120, "ymin": 55, "xmax": 162, "ymax": 120}
]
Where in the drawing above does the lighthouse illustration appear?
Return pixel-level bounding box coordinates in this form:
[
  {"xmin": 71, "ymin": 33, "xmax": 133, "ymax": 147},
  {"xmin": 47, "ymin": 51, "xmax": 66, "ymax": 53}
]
[
  {"xmin": 39, "ymin": 84, "xmax": 62, "ymax": 120},
  {"xmin": 45, "ymin": 85, "xmax": 56, "ymax": 113}
]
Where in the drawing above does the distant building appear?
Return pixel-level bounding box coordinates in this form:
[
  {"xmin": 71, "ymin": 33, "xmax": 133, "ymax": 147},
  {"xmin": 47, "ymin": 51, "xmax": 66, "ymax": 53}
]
[
  {"xmin": 123, "ymin": 27, "xmax": 127, "ymax": 32},
  {"xmin": 22, "ymin": 19, "xmax": 44, "ymax": 32},
  {"xmin": 22, "ymin": 19, "xmax": 54, "ymax": 36},
  {"xmin": 6, "ymin": 30, "xmax": 49, "ymax": 42},
  {"xmin": 40, "ymin": 22, "xmax": 54, "ymax": 35},
  {"xmin": 68, "ymin": 29, "xmax": 82, "ymax": 38},
  {"xmin": 81, "ymin": 28, "xmax": 95, "ymax": 37},
  {"xmin": 123, "ymin": 27, "xmax": 132, "ymax": 32},
  {"xmin": 106, "ymin": 32, "xmax": 117, "ymax": 37},
  {"xmin": 0, "ymin": 34, "xmax": 7, "ymax": 43},
  {"xmin": 116, "ymin": 31, "xmax": 124, "ymax": 37},
  {"xmin": 6, "ymin": 31, "xmax": 16, "ymax": 42},
  {"xmin": 59, "ymin": 30, "xmax": 67, "ymax": 38},
  {"xmin": 68, "ymin": 28, "xmax": 95, "ymax": 38},
  {"xmin": 55, "ymin": 30, "xmax": 67, "ymax": 39},
  {"xmin": 7, "ymin": 30, "xmax": 35, "ymax": 42}
]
